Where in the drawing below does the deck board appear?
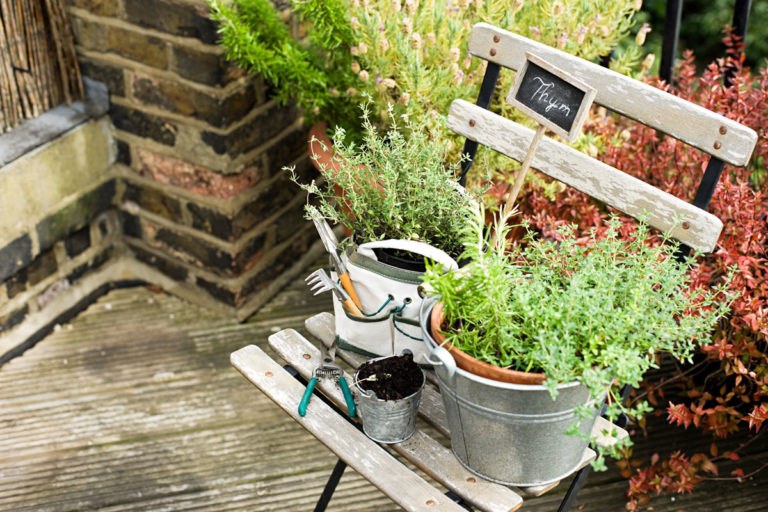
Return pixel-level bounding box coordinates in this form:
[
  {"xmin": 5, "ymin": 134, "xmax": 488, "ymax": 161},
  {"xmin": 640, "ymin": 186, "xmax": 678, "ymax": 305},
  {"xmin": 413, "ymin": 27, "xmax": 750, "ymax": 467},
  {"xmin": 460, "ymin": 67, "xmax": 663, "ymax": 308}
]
[{"xmin": 0, "ymin": 271, "xmax": 765, "ymax": 511}]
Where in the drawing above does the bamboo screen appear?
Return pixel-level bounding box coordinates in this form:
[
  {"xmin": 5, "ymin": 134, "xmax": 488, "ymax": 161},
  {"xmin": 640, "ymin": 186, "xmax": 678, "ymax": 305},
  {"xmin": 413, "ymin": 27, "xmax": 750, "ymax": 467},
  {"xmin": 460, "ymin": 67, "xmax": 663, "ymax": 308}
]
[{"xmin": 0, "ymin": 0, "xmax": 83, "ymax": 133}]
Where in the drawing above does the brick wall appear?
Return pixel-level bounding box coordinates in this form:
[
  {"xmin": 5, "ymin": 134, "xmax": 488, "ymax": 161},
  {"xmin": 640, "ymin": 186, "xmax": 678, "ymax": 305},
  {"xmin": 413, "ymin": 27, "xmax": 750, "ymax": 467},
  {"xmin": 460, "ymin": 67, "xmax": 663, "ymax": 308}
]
[
  {"xmin": 0, "ymin": 0, "xmax": 324, "ymax": 360},
  {"xmin": 66, "ymin": 0, "xmax": 321, "ymax": 318}
]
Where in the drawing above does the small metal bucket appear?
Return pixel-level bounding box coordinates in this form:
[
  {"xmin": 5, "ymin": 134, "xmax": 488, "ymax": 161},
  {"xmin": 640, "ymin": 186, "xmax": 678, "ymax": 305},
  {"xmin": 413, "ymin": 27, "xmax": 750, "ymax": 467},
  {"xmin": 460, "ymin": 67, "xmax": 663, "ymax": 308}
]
[
  {"xmin": 354, "ymin": 356, "xmax": 426, "ymax": 444},
  {"xmin": 419, "ymin": 298, "xmax": 600, "ymax": 486}
]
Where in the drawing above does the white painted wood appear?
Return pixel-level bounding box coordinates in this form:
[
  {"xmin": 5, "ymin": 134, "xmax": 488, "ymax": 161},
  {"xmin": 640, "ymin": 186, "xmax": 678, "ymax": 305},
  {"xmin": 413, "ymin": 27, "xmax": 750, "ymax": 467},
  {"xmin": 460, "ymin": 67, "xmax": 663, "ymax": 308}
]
[
  {"xmin": 469, "ymin": 22, "xmax": 757, "ymax": 166},
  {"xmin": 230, "ymin": 344, "xmax": 468, "ymax": 512},
  {"xmin": 449, "ymin": 99, "xmax": 723, "ymax": 252},
  {"xmin": 262, "ymin": 331, "xmax": 523, "ymax": 512}
]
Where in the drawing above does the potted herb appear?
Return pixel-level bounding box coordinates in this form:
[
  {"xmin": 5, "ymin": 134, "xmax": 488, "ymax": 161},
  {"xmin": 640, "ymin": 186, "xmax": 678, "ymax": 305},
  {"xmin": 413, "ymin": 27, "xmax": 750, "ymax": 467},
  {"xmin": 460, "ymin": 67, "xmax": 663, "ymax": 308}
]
[
  {"xmin": 288, "ymin": 103, "xmax": 478, "ymax": 360},
  {"xmin": 290, "ymin": 102, "xmax": 477, "ymax": 264},
  {"xmin": 354, "ymin": 352, "xmax": 425, "ymax": 443},
  {"xmin": 419, "ymin": 206, "xmax": 734, "ymax": 485}
]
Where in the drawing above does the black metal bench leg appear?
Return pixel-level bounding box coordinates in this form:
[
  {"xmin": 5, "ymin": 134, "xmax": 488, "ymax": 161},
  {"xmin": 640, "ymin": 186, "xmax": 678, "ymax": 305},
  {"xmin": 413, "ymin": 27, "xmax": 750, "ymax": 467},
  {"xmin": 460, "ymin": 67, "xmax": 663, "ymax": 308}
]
[
  {"xmin": 556, "ymin": 465, "xmax": 591, "ymax": 512},
  {"xmin": 314, "ymin": 458, "xmax": 347, "ymax": 512}
]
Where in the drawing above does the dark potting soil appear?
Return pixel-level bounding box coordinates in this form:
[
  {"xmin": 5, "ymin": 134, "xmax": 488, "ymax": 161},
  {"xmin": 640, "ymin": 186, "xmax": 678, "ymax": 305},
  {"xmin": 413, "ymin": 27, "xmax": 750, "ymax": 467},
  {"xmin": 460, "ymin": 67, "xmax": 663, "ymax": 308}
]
[{"xmin": 356, "ymin": 353, "xmax": 424, "ymax": 400}]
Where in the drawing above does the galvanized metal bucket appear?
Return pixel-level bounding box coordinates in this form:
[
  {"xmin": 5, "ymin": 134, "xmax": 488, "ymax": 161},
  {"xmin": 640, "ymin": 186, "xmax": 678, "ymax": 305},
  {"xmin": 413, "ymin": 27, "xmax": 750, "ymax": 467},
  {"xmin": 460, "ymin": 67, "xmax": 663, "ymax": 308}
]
[
  {"xmin": 419, "ymin": 297, "xmax": 600, "ymax": 486},
  {"xmin": 354, "ymin": 356, "xmax": 426, "ymax": 444}
]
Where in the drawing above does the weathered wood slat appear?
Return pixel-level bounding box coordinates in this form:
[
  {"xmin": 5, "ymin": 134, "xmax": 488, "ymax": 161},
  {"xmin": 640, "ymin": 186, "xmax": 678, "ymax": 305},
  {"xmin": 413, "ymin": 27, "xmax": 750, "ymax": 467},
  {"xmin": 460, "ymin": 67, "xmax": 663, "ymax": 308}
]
[
  {"xmin": 468, "ymin": 22, "xmax": 757, "ymax": 166},
  {"xmin": 268, "ymin": 328, "xmax": 524, "ymax": 512},
  {"xmin": 449, "ymin": 99, "xmax": 723, "ymax": 252},
  {"xmin": 231, "ymin": 344, "xmax": 470, "ymax": 512}
]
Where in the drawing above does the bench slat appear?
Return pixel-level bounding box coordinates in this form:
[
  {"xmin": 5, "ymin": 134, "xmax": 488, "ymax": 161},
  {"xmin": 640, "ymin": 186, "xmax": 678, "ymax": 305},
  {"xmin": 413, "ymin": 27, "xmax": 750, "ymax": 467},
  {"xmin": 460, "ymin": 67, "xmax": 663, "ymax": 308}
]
[
  {"xmin": 266, "ymin": 329, "xmax": 523, "ymax": 512},
  {"xmin": 449, "ymin": 99, "xmax": 723, "ymax": 252},
  {"xmin": 231, "ymin": 344, "xmax": 470, "ymax": 512},
  {"xmin": 469, "ymin": 22, "xmax": 757, "ymax": 166}
]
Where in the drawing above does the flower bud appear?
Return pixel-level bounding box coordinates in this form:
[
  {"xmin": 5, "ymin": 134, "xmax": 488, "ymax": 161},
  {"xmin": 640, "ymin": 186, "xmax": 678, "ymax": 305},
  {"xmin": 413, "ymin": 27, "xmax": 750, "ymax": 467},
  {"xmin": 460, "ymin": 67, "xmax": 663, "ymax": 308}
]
[
  {"xmin": 634, "ymin": 0, "xmax": 642, "ymax": 10},
  {"xmin": 404, "ymin": 0, "xmax": 417, "ymax": 14},
  {"xmin": 379, "ymin": 36, "xmax": 390, "ymax": 52},
  {"xmin": 575, "ymin": 25, "xmax": 588, "ymax": 44},
  {"xmin": 635, "ymin": 23, "xmax": 651, "ymax": 46},
  {"xmin": 358, "ymin": 42, "xmax": 369, "ymax": 54},
  {"xmin": 350, "ymin": 46, "xmax": 359, "ymax": 56},
  {"xmin": 351, "ymin": 61, "xmax": 361, "ymax": 73},
  {"xmin": 462, "ymin": 56, "xmax": 472, "ymax": 69},
  {"xmin": 473, "ymin": 0, "xmax": 483, "ymax": 8},
  {"xmin": 552, "ymin": 1, "xmax": 564, "ymax": 15},
  {"xmin": 391, "ymin": 0, "xmax": 401, "ymax": 11},
  {"xmin": 346, "ymin": 87, "xmax": 357, "ymax": 96},
  {"xmin": 641, "ymin": 53, "xmax": 655, "ymax": 72},
  {"xmin": 557, "ymin": 32, "xmax": 568, "ymax": 49},
  {"xmin": 458, "ymin": 0, "xmax": 469, "ymax": 8},
  {"xmin": 427, "ymin": 32, "xmax": 437, "ymax": 46},
  {"xmin": 350, "ymin": 17, "xmax": 360, "ymax": 30},
  {"xmin": 587, "ymin": 144, "xmax": 598, "ymax": 157},
  {"xmin": 411, "ymin": 32, "xmax": 422, "ymax": 50},
  {"xmin": 450, "ymin": 47, "xmax": 460, "ymax": 62},
  {"xmin": 399, "ymin": 92, "xmax": 411, "ymax": 105},
  {"xmin": 529, "ymin": 26, "xmax": 541, "ymax": 40},
  {"xmin": 359, "ymin": 70, "xmax": 370, "ymax": 81},
  {"xmin": 453, "ymin": 70, "xmax": 464, "ymax": 86},
  {"xmin": 402, "ymin": 17, "xmax": 412, "ymax": 35},
  {"xmin": 381, "ymin": 78, "xmax": 397, "ymax": 88},
  {"xmin": 620, "ymin": 129, "xmax": 631, "ymax": 141},
  {"xmin": 513, "ymin": 0, "xmax": 523, "ymax": 9}
]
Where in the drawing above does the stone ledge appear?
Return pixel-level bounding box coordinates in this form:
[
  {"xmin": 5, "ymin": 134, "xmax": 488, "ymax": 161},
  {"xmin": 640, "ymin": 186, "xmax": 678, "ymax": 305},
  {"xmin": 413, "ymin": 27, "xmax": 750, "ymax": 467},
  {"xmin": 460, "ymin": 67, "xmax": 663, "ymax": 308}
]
[{"xmin": 0, "ymin": 78, "xmax": 109, "ymax": 166}]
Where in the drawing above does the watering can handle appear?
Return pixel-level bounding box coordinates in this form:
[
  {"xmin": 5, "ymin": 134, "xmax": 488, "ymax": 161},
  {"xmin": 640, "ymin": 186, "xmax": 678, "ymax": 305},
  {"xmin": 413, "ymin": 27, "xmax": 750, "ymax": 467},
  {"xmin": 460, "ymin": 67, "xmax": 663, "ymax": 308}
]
[{"xmin": 357, "ymin": 239, "xmax": 458, "ymax": 271}]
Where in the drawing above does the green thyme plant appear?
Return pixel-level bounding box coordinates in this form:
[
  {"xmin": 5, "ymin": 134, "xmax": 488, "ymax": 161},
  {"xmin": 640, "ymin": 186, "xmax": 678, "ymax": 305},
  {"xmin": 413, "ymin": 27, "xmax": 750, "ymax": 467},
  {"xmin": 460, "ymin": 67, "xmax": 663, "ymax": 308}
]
[
  {"xmin": 422, "ymin": 206, "xmax": 735, "ymax": 466},
  {"xmin": 288, "ymin": 103, "xmax": 477, "ymax": 258}
]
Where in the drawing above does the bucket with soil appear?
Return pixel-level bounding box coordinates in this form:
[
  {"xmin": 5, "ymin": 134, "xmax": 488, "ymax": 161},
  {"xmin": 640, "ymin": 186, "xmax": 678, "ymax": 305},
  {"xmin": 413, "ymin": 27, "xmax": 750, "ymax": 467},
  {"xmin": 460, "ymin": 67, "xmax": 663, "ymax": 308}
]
[{"xmin": 354, "ymin": 353, "xmax": 425, "ymax": 443}]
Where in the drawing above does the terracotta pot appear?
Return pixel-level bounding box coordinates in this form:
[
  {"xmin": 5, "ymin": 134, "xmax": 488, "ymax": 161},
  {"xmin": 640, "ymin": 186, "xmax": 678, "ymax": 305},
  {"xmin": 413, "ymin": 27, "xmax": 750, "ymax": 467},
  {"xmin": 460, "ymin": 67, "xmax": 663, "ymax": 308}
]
[{"xmin": 429, "ymin": 301, "xmax": 546, "ymax": 385}]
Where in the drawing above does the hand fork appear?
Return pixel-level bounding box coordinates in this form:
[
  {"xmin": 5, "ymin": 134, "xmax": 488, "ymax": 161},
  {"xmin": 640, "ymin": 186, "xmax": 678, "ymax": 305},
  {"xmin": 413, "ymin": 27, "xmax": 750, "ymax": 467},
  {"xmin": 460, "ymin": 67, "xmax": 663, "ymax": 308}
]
[{"xmin": 305, "ymin": 269, "xmax": 363, "ymax": 317}]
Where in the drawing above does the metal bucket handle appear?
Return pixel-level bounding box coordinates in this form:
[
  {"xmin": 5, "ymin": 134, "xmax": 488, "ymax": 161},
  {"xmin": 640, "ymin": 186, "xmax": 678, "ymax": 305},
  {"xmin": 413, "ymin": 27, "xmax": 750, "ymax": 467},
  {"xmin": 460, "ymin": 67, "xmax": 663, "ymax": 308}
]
[{"xmin": 418, "ymin": 296, "xmax": 456, "ymax": 379}]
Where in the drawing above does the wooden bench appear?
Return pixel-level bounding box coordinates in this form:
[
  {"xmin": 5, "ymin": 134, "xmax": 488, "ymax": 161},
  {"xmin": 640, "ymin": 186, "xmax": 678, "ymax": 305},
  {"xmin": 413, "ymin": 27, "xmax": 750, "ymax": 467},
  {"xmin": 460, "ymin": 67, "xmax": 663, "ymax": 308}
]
[
  {"xmin": 231, "ymin": 313, "xmax": 627, "ymax": 512},
  {"xmin": 231, "ymin": 23, "xmax": 757, "ymax": 512}
]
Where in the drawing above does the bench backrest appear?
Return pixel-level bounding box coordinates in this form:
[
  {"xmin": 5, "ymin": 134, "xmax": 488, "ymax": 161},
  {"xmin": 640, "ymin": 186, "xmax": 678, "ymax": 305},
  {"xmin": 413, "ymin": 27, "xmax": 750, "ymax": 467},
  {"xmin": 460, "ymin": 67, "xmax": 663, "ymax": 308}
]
[{"xmin": 450, "ymin": 23, "xmax": 758, "ymax": 253}]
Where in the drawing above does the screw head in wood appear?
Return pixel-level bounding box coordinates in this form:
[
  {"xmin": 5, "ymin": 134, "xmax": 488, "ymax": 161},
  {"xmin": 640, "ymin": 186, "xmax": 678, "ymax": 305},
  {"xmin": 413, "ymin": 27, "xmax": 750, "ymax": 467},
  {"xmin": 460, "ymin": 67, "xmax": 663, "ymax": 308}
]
[
  {"xmin": 303, "ymin": 353, "xmax": 311, "ymax": 359},
  {"xmin": 493, "ymin": 35, "xmax": 500, "ymax": 43},
  {"xmin": 490, "ymin": 48, "xmax": 496, "ymax": 56},
  {"xmin": 719, "ymin": 126, "xmax": 727, "ymax": 135},
  {"xmin": 467, "ymin": 477, "xmax": 476, "ymax": 483},
  {"xmin": 426, "ymin": 500, "xmax": 436, "ymax": 506},
  {"xmin": 682, "ymin": 221, "xmax": 691, "ymax": 230},
  {"xmin": 265, "ymin": 371, "xmax": 274, "ymax": 377},
  {"xmin": 469, "ymin": 119, "xmax": 476, "ymax": 127},
  {"xmin": 713, "ymin": 141, "xmax": 722, "ymax": 150}
]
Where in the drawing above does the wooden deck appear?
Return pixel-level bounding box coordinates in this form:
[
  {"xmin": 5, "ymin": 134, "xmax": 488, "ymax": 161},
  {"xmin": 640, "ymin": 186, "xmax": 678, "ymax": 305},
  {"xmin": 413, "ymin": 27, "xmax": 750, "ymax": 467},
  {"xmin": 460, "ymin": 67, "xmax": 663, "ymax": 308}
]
[{"xmin": 1, "ymin": 270, "xmax": 766, "ymax": 511}]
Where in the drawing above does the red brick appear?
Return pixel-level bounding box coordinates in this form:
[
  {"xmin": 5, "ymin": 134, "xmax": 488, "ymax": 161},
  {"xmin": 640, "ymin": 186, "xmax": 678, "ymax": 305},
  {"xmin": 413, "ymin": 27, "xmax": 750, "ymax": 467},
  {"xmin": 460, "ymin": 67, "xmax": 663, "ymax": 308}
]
[{"xmin": 136, "ymin": 148, "xmax": 262, "ymax": 199}]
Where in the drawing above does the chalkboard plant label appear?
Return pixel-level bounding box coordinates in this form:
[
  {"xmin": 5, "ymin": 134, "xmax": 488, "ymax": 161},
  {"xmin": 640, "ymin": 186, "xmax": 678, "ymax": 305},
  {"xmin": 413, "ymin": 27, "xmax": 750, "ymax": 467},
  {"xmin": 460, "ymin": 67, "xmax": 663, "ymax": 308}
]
[
  {"xmin": 506, "ymin": 53, "xmax": 596, "ymax": 143},
  {"xmin": 494, "ymin": 52, "xmax": 598, "ymax": 220}
]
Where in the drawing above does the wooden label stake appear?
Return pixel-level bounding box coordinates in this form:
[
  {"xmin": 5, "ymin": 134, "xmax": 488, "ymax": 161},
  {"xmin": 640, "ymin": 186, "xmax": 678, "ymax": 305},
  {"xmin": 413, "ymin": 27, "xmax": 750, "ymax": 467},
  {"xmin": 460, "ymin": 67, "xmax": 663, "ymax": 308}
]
[{"xmin": 502, "ymin": 53, "xmax": 597, "ymax": 215}]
